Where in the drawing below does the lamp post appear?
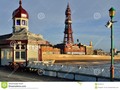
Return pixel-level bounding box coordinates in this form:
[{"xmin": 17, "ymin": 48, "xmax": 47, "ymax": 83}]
[{"xmin": 109, "ymin": 7, "xmax": 116, "ymax": 81}]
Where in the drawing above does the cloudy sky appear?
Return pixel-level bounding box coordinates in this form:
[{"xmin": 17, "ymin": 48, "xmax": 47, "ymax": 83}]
[{"xmin": 0, "ymin": 0, "xmax": 120, "ymax": 51}]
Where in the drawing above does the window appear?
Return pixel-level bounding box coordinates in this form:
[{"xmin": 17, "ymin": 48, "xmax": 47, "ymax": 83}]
[
  {"xmin": 15, "ymin": 44, "xmax": 26, "ymax": 60},
  {"xmin": 15, "ymin": 51, "xmax": 26, "ymax": 60},
  {"xmin": 16, "ymin": 20, "xmax": 21, "ymax": 25},
  {"xmin": 21, "ymin": 45, "xmax": 25, "ymax": 49},
  {"xmin": 21, "ymin": 52, "xmax": 26, "ymax": 59},
  {"xmin": 7, "ymin": 51, "xmax": 10, "ymax": 59},
  {"xmin": 22, "ymin": 20, "xmax": 26, "ymax": 25},
  {"xmin": 1, "ymin": 51, "xmax": 4, "ymax": 59},
  {"xmin": 16, "ymin": 52, "xmax": 20, "ymax": 59},
  {"xmin": 16, "ymin": 45, "xmax": 19, "ymax": 49}
]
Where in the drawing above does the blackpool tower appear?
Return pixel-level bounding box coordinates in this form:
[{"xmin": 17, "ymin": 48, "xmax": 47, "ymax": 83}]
[{"xmin": 63, "ymin": 3, "xmax": 74, "ymax": 44}]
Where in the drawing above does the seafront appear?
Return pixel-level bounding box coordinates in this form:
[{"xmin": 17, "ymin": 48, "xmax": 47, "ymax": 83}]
[{"xmin": 1, "ymin": 59, "xmax": 120, "ymax": 81}]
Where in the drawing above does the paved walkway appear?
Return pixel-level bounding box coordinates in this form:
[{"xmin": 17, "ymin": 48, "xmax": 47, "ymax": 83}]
[{"xmin": 0, "ymin": 67, "xmax": 69, "ymax": 81}]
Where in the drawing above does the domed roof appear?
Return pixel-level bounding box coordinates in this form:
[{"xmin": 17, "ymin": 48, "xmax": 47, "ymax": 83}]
[{"xmin": 12, "ymin": 0, "xmax": 29, "ymax": 19}]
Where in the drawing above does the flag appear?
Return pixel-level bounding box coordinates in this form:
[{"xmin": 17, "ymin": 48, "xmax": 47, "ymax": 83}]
[{"xmin": 105, "ymin": 21, "xmax": 112, "ymax": 28}]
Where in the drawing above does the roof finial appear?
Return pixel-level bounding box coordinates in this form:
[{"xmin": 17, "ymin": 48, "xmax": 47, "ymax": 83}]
[
  {"xmin": 67, "ymin": 2, "xmax": 70, "ymax": 8},
  {"xmin": 19, "ymin": 0, "xmax": 22, "ymax": 6}
]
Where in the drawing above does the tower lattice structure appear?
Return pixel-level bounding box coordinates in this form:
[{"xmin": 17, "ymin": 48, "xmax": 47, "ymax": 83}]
[{"xmin": 63, "ymin": 3, "xmax": 74, "ymax": 45}]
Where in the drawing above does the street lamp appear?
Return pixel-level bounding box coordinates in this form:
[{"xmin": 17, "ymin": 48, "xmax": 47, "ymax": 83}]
[{"xmin": 109, "ymin": 7, "xmax": 116, "ymax": 81}]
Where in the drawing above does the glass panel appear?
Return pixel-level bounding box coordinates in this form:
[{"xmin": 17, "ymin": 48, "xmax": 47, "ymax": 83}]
[
  {"xmin": 21, "ymin": 52, "xmax": 26, "ymax": 60},
  {"xmin": 21, "ymin": 45, "xmax": 25, "ymax": 49},
  {"xmin": 7, "ymin": 51, "xmax": 9, "ymax": 59},
  {"xmin": 16, "ymin": 20, "xmax": 21, "ymax": 25},
  {"xmin": 1, "ymin": 51, "xmax": 4, "ymax": 59},
  {"xmin": 15, "ymin": 52, "xmax": 20, "ymax": 59},
  {"xmin": 22, "ymin": 20, "xmax": 26, "ymax": 25},
  {"xmin": 16, "ymin": 45, "xmax": 19, "ymax": 49}
]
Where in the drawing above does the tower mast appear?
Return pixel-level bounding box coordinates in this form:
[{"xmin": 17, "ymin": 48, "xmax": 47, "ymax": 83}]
[{"xmin": 63, "ymin": 3, "xmax": 74, "ymax": 44}]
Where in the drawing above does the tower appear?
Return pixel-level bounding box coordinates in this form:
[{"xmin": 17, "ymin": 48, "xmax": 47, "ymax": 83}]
[
  {"xmin": 63, "ymin": 3, "xmax": 74, "ymax": 44},
  {"xmin": 12, "ymin": 0, "xmax": 29, "ymax": 33},
  {"xmin": 89, "ymin": 41, "xmax": 93, "ymax": 46}
]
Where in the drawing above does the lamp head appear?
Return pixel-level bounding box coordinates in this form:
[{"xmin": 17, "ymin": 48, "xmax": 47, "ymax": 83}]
[{"xmin": 109, "ymin": 7, "xmax": 116, "ymax": 18}]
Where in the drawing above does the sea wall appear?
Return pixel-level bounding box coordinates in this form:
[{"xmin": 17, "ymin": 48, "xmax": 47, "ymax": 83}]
[{"xmin": 42, "ymin": 54, "xmax": 120, "ymax": 61}]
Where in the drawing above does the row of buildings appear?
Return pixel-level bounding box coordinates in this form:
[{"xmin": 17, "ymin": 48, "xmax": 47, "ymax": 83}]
[{"xmin": 0, "ymin": 0, "xmax": 93, "ymax": 66}]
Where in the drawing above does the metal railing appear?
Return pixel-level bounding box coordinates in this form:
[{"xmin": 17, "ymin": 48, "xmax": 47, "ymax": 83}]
[
  {"xmin": 28, "ymin": 61, "xmax": 120, "ymax": 81},
  {"xmin": 37, "ymin": 68, "xmax": 120, "ymax": 81}
]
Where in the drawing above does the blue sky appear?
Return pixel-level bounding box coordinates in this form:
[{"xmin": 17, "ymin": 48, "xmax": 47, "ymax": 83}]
[{"xmin": 0, "ymin": 0, "xmax": 120, "ymax": 51}]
